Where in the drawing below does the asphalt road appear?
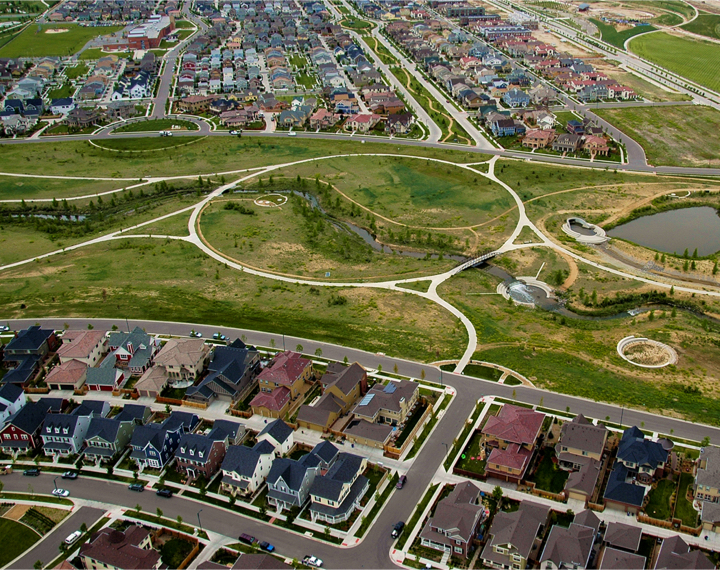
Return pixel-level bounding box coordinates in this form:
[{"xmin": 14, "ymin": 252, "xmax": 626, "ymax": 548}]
[{"xmin": 9, "ymin": 506, "xmax": 106, "ymax": 569}]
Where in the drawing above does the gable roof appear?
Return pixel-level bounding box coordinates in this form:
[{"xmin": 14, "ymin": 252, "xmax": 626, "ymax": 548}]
[
  {"xmin": 603, "ymin": 462, "xmax": 646, "ymax": 507},
  {"xmin": 5, "ymin": 326, "xmax": 54, "ymax": 352},
  {"xmin": 309, "ymin": 452, "xmax": 364, "ymax": 501},
  {"xmin": 258, "ymin": 418, "xmax": 293, "ymax": 445},
  {"xmin": 426, "ymin": 481, "xmax": 483, "ymax": 542},
  {"xmin": 618, "ymin": 427, "xmax": 668, "ymax": 470},
  {"xmin": 86, "ymin": 417, "xmax": 123, "ymax": 442},
  {"xmin": 3, "ymin": 401, "xmax": 50, "ymax": 434},
  {"xmin": 267, "ymin": 457, "xmax": 310, "ymax": 491},
  {"xmin": 208, "ymin": 419, "xmax": 244, "ymax": 442},
  {"xmin": 46, "ymin": 359, "xmax": 88, "ymax": 386},
  {"xmin": 559, "ymin": 414, "xmax": 607, "ymax": 455},
  {"xmin": 600, "ymin": 547, "xmax": 646, "ymax": 570},
  {"xmin": 352, "ymin": 379, "xmax": 417, "ymax": 418},
  {"xmin": 573, "ymin": 509, "xmax": 601, "ymax": 533},
  {"xmin": 154, "ymin": 338, "xmax": 209, "ymax": 369},
  {"xmin": 86, "ymin": 354, "xmax": 124, "ymax": 387},
  {"xmin": 564, "ymin": 458, "xmax": 601, "ymax": 497},
  {"xmin": 482, "ymin": 404, "xmax": 545, "ymax": 445},
  {"xmin": 322, "ymin": 362, "xmax": 366, "ymax": 396},
  {"xmin": 176, "ymin": 433, "xmax": 217, "ymax": 463},
  {"xmin": 604, "ymin": 521, "xmax": 642, "ymax": 552},
  {"xmin": 250, "ymin": 386, "xmax": 290, "ymax": 412},
  {"xmin": 130, "ymin": 424, "xmax": 167, "ymax": 451},
  {"xmin": 0, "ymin": 382, "xmax": 23, "ymax": 403},
  {"xmin": 80, "ymin": 526, "xmax": 160, "ymax": 570},
  {"xmin": 697, "ymin": 445, "xmax": 720, "ymax": 489},
  {"xmin": 222, "ymin": 443, "xmax": 270, "ymax": 477},
  {"xmin": 482, "ymin": 501, "xmax": 549, "ymax": 563},
  {"xmin": 161, "ymin": 411, "xmax": 198, "ymax": 433},
  {"xmin": 114, "ymin": 404, "xmax": 150, "ymax": 423},
  {"xmin": 654, "ymin": 535, "xmax": 715, "ymax": 569},
  {"xmin": 57, "ymin": 330, "xmax": 106, "ymax": 360},
  {"xmin": 42, "ymin": 413, "xmax": 82, "ymax": 436},
  {"xmin": 540, "ymin": 522, "xmax": 595, "ymax": 568},
  {"xmin": 256, "ymin": 351, "xmax": 311, "ymax": 386}
]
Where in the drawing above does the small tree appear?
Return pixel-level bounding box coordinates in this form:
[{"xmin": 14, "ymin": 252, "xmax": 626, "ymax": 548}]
[
  {"xmin": 34, "ymin": 561, "xmax": 43, "ymax": 570},
  {"xmin": 314, "ymin": 348, "xmax": 322, "ymax": 357},
  {"xmin": 296, "ymin": 344, "xmax": 303, "ymax": 352},
  {"xmin": 270, "ymin": 338, "xmax": 276, "ymax": 349},
  {"xmin": 135, "ymin": 503, "xmax": 142, "ymax": 513},
  {"xmin": 260, "ymin": 504, "xmax": 267, "ymax": 517},
  {"xmin": 343, "ymin": 355, "xmax": 349, "ymax": 365},
  {"xmin": 80, "ymin": 522, "xmax": 88, "ymax": 533},
  {"xmin": 702, "ymin": 436, "xmax": 711, "ymax": 447},
  {"xmin": 177, "ymin": 515, "xmax": 183, "ymax": 526},
  {"xmin": 156, "ymin": 507, "xmax": 163, "ymax": 519},
  {"xmin": 393, "ymin": 364, "xmax": 398, "ymax": 374},
  {"xmin": 492, "ymin": 485, "xmax": 503, "ymax": 503},
  {"xmin": 324, "ymin": 526, "xmax": 331, "ymax": 537},
  {"xmin": 420, "ymin": 369, "xmax": 425, "ymax": 380}
]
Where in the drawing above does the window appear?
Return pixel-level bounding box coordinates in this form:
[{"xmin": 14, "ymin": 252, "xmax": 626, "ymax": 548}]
[
  {"xmin": 21, "ymin": 434, "xmax": 28, "ymax": 440},
  {"xmin": 2, "ymin": 434, "xmax": 8, "ymax": 440},
  {"xmin": 454, "ymin": 547, "xmax": 463, "ymax": 554},
  {"xmin": 582, "ymin": 450, "xmax": 588, "ymax": 456}
]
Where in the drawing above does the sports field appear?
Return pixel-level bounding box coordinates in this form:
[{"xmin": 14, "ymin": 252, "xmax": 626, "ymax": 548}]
[
  {"xmin": 629, "ymin": 32, "xmax": 720, "ymax": 93},
  {"xmin": 681, "ymin": 14, "xmax": 720, "ymax": 39},
  {"xmin": 0, "ymin": 23, "xmax": 124, "ymax": 57}
]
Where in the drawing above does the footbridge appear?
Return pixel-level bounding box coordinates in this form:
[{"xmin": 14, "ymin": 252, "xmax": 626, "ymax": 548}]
[{"xmin": 451, "ymin": 250, "xmax": 498, "ymax": 274}]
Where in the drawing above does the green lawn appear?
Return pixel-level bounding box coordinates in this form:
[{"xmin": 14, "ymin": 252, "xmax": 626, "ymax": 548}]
[
  {"xmin": 681, "ymin": 14, "xmax": 720, "ymax": 39},
  {"xmin": 624, "ymin": 0, "xmax": 695, "ymax": 20},
  {"xmin": 295, "ymin": 71, "xmax": 316, "ymax": 89},
  {"xmin": 0, "ymin": 175, "xmax": 127, "ymax": 201},
  {"xmin": 341, "ymin": 18, "xmax": 373, "ymax": 30},
  {"xmin": 0, "ymin": 24, "xmax": 124, "ymax": 57},
  {"xmin": 591, "ymin": 19, "xmax": 657, "ymax": 49},
  {"xmin": 629, "ymin": 32, "xmax": 720, "ymax": 93},
  {"xmin": 653, "ymin": 12, "xmax": 684, "ymax": 26},
  {"xmin": 0, "ymin": 518, "xmax": 41, "ymax": 566},
  {"xmin": 114, "ymin": 119, "xmax": 199, "ymax": 133},
  {"xmin": 64, "ymin": 63, "xmax": 89, "ymax": 79},
  {"xmin": 529, "ymin": 451, "xmax": 568, "ymax": 493},
  {"xmin": 173, "ymin": 19, "xmax": 196, "ymax": 29},
  {"xmin": 675, "ymin": 472, "xmax": 699, "ymax": 526},
  {"xmin": 96, "ymin": 136, "xmax": 205, "ymax": 152},
  {"xmin": 47, "ymin": 82, "xmax": 74, "ymax": 100},
  {"xmin": 644, "ymin": 478, "xmax": 675, "ymax": 520},
  {"xmin": 160, "ymin": 538, "xmax": 195, "ymax": 568},
  {"xmin": 455, "ymin": 431, "xmax": 485, "ymax": 473},
  {"xmin": 595, "ymin": 105, "xmax": 720, "ymax": 167},
  {"xmin": 79, "ymin": 48, "xmax": 130, "ymax": 60}
]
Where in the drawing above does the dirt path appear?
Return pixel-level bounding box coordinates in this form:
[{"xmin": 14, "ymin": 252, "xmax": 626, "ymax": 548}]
[
  {"xmin": 556, "ymin": 249, "xmax": 579, "ymax": 290},
  {"xmin": 3, "ymin": 505, "xmax": 31, "ymax": 521}
]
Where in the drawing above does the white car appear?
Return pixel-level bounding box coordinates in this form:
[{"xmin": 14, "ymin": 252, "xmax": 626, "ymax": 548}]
[
  {"xmin": 190, "ymin": 330, "xmax": 202, "ymax": 338},
  {"xmin": 229, "ymin": 130, "xmax": 238, "ymax": 135},
  {"xmin": 0, "ymin": 325, "xmax": 9, "ymax": 331},
  {"xmin": 288, "ymin": 131, "xmax": 297, "ymax": 136},
  {"xmin": 303, "ymin": 556, "xmax": 323, "ymax": 568},
  {"xmin": 52, "ymin": 488, "xmax": 70, "ymax": 497}
]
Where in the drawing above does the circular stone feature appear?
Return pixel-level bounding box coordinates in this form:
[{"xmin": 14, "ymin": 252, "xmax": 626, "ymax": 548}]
[
  {"xmin": 254, "ymin": 193, "xmax": 288, "ymax": 207},
  {"xmin": 562, "ymin": 217, "xmax": 608, "ymax": 244},
  {"xmin": 617, "ymin": 336, "xmax": 678, "ymax": 368}
]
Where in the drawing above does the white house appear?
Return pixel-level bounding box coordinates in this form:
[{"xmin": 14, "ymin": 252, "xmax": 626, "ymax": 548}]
[
  {"xmin": 0, "ymin": 383, "xmax": 25, "ymax": 424},
  {"xmin": 257, "ymin": 419, "xmax": 294, "ymax": 456},
  {"xmin": 41, "ymin": 413, "xmax": 92, "ymax": 458},
  {"xmin": 220, "ymin": 440, "xmax": 275, "ymax": 496},
  {"xmin": 50, "ymin": 97, "xmax": 76, "ymax": 115}
]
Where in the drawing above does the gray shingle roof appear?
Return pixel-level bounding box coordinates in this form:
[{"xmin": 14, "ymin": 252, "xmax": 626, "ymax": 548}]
[
  {"xmin": 604, "ymin": 521, "xmax": 642, "ymax": 552},
  {"xmin": 86, "ymin": 417, "xmax": 122, "ymax": 443},
  {"xmin": 603, "ymin": 462, "xmax": 645, "ymax": 507},
  {"xmin": 618, "ymin": 427, "xmax": 668, "ymax": 471},
  {"xmin": 540, "ymin": 522, "xmax": 594, "ymax": 568},
  {"xmin": 258, "ymin": 418, "xmax": 293, "ymax": 445},
  {"xmin": 4, "ymin": 401, "xmax": 50, "ymax": 435},
  {"xmin": 5, "ymin": 326, "xmax": 53, "ymax": 352},
  {"xmin": 309, "ymin": 452, "xmax": 363, "ymax": 501},
  {"xmin": 176, "ymin": 433, "xmax": 216, "ymax": 463},
  {"xmin": 599, "ymin": 547, "xmax": 646, "ymax": 570},
  {"xmin": 267, "ymin": 457, "xmax": 309, "ymax": 492},
  {"xmin": 559, "ymin": 414, "xmax": 607, "ymax": 455},
  {"xmin": 115, "ymin": 404, "xmax": 150, "ymax": 424}
]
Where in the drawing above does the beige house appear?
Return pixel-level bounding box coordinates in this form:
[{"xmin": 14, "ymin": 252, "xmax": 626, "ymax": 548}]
[
  {"xmin": 351, "ymin": 379, "xmax": 419, "ymax": 426},
  {"xmin": 57, "ymin": 330, "xmax": 108, "ymax": 366},
  {"xmin": 556, "ymin": 414, "xmax": 608, "ymax": 470},
  {"xmin": 696, "ymin": 446, "xmax": 720, "ymax": 531},
  {"xmin": 153, "ymin": 338, "xmax": 210, "ymax": 381}
]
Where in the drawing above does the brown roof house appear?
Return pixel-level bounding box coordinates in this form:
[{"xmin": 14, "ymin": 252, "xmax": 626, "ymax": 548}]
[
  {"xmin": 695, "ymin": 445, "xmax": 720, "ymax": 531},
  {"xmin": 80, "ymin": 525, "xmax": 161, "ymax": 570},
  {"xmin": 539, "ymin": 518, "xmax": 596, "ymax": 570},
  {"xmin": 653, "ymin": 535, "xmax": 715, "ymax": 569},
  {"xmin": 482, "ymin": 404, "xmax": 545, "ymax": 482},
  {"xmin": 297, "ymin": 362, "xmax": 368, "ymax": 431},
  {"xmin": 419, "ymin": 481, "xmax": 485, "ymax": 559},
  {"xmin": 522, "ymin": 128, "xmax": 555, "ymax": 149},
  {"xmin": 351, "ymin": 379, "xmax": 419, "ymax": 427},
  {"xmin": 342, "ymin": 418, "xmax": 393, "ymax": 449},
  {"xmin": 250, "ymin": 387, "xmax": 291, "ymax": 419},
  {"xmin": 603, "ymin": 521, "xmax": 642, "ymax": 553},
  {"xmin": 45, "ymin": 359, "xmax": 88, "ymax": 391},
  {"xmin": 598, "ymin": 547, "xmax": 646, "ymax": 570},
  {"xmin": 480, "ymin": 500, "xmax": 550, "ymax": 570},
  {"xmin": 153, "ymin": 338, "xmax": 211, "ymax": 382},
  {"xmin": 556, "ymin": 414, "xmax": 608, "ymax": 470},
  {"xmin": 57, "ymin": 330, "xmax": 107, "ymax": 366}
]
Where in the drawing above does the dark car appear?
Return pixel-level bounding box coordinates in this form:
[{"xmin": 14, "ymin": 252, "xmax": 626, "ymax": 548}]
[
  {"xmin": 128, "ymin": 483, "xmax": 144, "ymax": 492},
  {"xmin": 396, "ymin": 475, "xmax": 407, "ymax": 489},
  {"xmin": 238, "ymin": 533, "xmax": 256, "ymax": 545},
  {"xmin": 61, "ymin": 471, "xmax": 78, "ymax": 480},
  {"xmin": 23, "ymin": 468, "xmax": 40, "ymax": 477},
  {"xmin": 391, "ymin": 521, "xmax": 405, "ymax": 538},
  {"xmin": 259, "ymin": 541, "xmax": 275, "ymax": 552},
  {"xmin": 156, "ymin": 488, "xmax": 173, "ymax": 498}
]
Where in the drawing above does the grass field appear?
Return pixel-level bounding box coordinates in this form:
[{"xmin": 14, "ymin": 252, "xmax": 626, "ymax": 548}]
[
  {"xmin": 0, "ymin": 176, "xmax": 128, "ymax": 201},
  {"xmin": 114, "ymin": 119, "xmax": 199, "ymax": 133},
  {"xmin": 675, "ymin": 472, "xmax": 699, "ymax": 526},
  {"xmin": 78, "ymin": 48, "xmax": 130, "ymax": 60},
  {"xmin": 645, "ymin": 478, "xmax": 675, "ymax": 520},
  {"xmin": 64, "ymin": 63, "xmax": 88, "ymax": 79},
  {"xmin": 629, "ymin": 32, "xmax": 720, "ymax": 93},
  {"xmin": 47, "ymin": 82, "xmax": 73, "ymax": 100},
  {"xmin": 529, "ymin": 451, "xmax": 569, "ymax": 493},
  {"xmin": 0, "ymin": 239, "xmax": 467, "ymax": 362},
  {"xmin": 625, "ymin": 0, "xmax": 696, "ymax": 20},
  {"xmin": 96, "ymin": 136, "xmax": 205, "ymax": 152},
  {"xmin": 603, "ymin": 69, "xmax": 692, "ymax": 102},
  {"xmin": 681, "ymin": 14, "xmax": 720, "ymax": 39},
  {"xmin": 595, "ymin": 105, "xmax": 720, "ymax": 167},
  {"xmin": 653, "ymin": 12, "xmax": 684, "ymax": 26},
  {"xmin": 591, "ymin": 19, "xmax": 657, "ymax": 48},
  {"xmin": 0, "ymin": 518, "xmax": 41, "ymax": 566},
  {"xmin": 0, "ymin": 24, "xmax": 124, "ymax": 57},
  {"xmin": 341, "ymin": 18, "xmax": 374, "ymax": 30},
  {"xmin": 0, "ymin": 138, "xmax": 486, "ymax": 179}
]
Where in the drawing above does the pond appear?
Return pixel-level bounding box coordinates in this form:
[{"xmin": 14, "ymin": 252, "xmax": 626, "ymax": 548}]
[{"xmin": 607, "ymin": 206, "xmax": 720, "ymax": 256}]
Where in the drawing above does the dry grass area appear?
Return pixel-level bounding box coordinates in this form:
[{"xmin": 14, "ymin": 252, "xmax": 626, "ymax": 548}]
[
  {"xmin": 623, "ymin": 341, "xmax": 674, "ymax": 366},
  {"xmin": 531, "ymin": 28, "xmax": 598, "ymax": 57},
  {"xmin": 3, "ymin": 505, "xmax": 31, "ymax": 521}
]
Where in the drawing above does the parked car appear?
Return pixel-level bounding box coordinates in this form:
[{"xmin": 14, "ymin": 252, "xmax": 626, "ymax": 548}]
[
  {"xmin": 391, "ymin": 521, "xmax": 405, "ymax": 538},
  {"xmin": 288, "ymin": 131, "xmax": 297, "ymax": 136},
  {"xmin": 189, "ymin": 330, "xmax": 202, "ymax": 338},
  {"xmin": 213, "ymin": 332, "xmax": 226, "ymax": 340},
  {"xmin": 259, "ymin": 541, "xmax": 275, "ymax": 552},
  {"xmin": 396, "ymin": 475, "xmax": 407, "ymax": 489},
  {"xmin": 128, "ymin": 483, "xmax": 144, "ymax": 492},
  {"xmin": 64, "ymin": 530, "xmax": 82, "ymax": 545},
  {"xmin": 0, "ymin": 325, "xmax": 9, "ymax": 331},
  {"xmin": 303, "ymin": 556, "xmax": 323, "ymax": 568},
  {"xmin": 238, "ymin": 533, "xmax": 256, "ymax": 545},
  {"xmin": 52, "ymin": 488, "xmax": 70, "ymax": 497},
  {"xmin": 23, "ymin": 468, "xmax": 40, "ymax": 476},
  {"xmin": 229, "ymin": 130, "xmax": 238, "ymax": 135},
  {"xmin": 160, "ymin": 131, "xmax": 173, "ymax": 137},
  {"xmin": 156, "ymin": 488, "xmax": 173, "ymax": 498},
  {"xmin": 62, "ymin": 471, "xmax": 78, "ymax": 480}
]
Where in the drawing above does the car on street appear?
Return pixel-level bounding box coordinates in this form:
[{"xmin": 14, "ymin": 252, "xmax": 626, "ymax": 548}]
[
  {"xmin": 391, "ymin": 521, "xmax": 405, "ymax": 538},
  {"xmin": 396, "ymin": 475, "xmax": 407, "ymax": 489},
  {"xmin": 288, "ymin": 131, "xmax": 297, "ymax": 136},
  {"xmin": 190, "ymin": 330, "xmax": 202, "ymax": 338},
  {"xmin": 303, "ymin": 556, "xmax": 323, "ymax": 568},
  {"xmin": 23, "ymin": 468, "xmax": 40, "ymax": 476},
  {"xmin": 159, "ymin": 131, "xmax": 173, "ymax": 137},
  {"xmin": 156, "ymin": 488, "xmax": 173, "ymax": 498},
  {"xmin": 62, "ymin": 471, "xmax": 78, "ymax": 480},
  {"xmin": 0, "ymin": 325, "xmax": 9, "ymax": 331},
  {"xmin": 259, "ymin": 541, "xmax": 275, "ymax": 552},
  {"xmin": 238, "ymin": 534, "xmax": 256, "ymax": 545},
  {"xmin": 52, "ymin": 488, "xmax": 70, "ymax": 497},
  {"xmin": 213, "ymin": 332, "xmax": 227, "ymax": 340},
  {"xmin": 64, "ymin": 531, "xmax": 82, "ymax": 545},
  {"xmin": 229, "ymin": 130, "xmax": 238, "ymax": 135},
  {"xmin": 128, "ymin": 483, "xmax": 144, "ymax": 492}
]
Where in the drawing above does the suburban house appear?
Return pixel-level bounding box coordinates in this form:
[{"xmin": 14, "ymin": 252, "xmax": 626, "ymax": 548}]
[
  {"xmin": 80, "ymin": 526, "xmax": 161, "ymax": 570},
  {"xmin": 45, "ymin": 359, "xmax": 88, "ymax": 391},
  {"xmin": 482, "ymin": 404, "xmax": 545, "ymax": 482},
  {"xmin": 72, "ymin": 400, "xmax": 110, "ymax": 419},
  {"xmin": 266, "ymin": 456, "xmax": 317, "ymax": 512},
  {"xmin": 522, "ymin": 128, "xmax": 555, "ymax": 149},
  {"xmin": 653, "ymin": 535, "xmax": 714, "ymax": 569},
  {"xmin": 343, "ymin": 417, "xmax": 393, "ymax": 449},
  {"xmin": 57, "ymin": 330, "xmax": 107, "ymax": 366},
  {"xmin": 83, "ymin": 416, "xmax": 137, "ymax": 463},
  {"xmin": 616, "ymin": 426, "xmax": 668, "ymax": 483},
  {"xmin": 153, "ymin": 338, "xmax": 211, "ymax": 382},
  {"xmin": 207, "ymin": 419, "xmax": 245, "ymax": 446},
  {"xmin": 0, "ymin": 401, "xmax": 51, "ymax": 455},
  {"xmin": 107, "ymin": 327, "xmax": 160, "ymax": 375},
  {"xmin": 256, "ymin": 351, "xmax": 314, "ymax": 399},
  {"xmin": 695, "ymin": 446, "xmax": 720, "ymax": 532},
  {"xmin": 308, "ymin": 451, "xmax": 368, "ymax": 524},
  {"xmin": 419, "ymin": 481, "xmax": 485, "ymax": 559},
  {"xmin": 0, "ymin": 383, "xmax": 25, "ymax": 424},
  {"xmin": 343, "ymin": 113, "xmax": 381, "ymax": 133},
  {"xmin": 583, "ymin": 135, "xmax": 610, "ymax": 157},
  {"xmin": 297, "ymin": 362, "xmax": 367, "ymax": 432},
  {"xmin": 598, "ymin": 548, "xmax": 646, "ymax": 570},
  {"xmin": 50, "ymin": 97, "xmax": 75, "ymax": 115},
  {"xmin": 115, "ymin": 404, "xmax": 152, "ymax": 425},
  {"xmin": 41, "ymin": 413, "xmax": 92, "ymax": 458},
  {"xmin": 2, "ymin": 326, "xmax": 58, "ymax": 386},
  {"xmin": 129, "ymin": 412, "xmax": 197, "ymax": 470},
  {"xmin": 603, "ymin": 520, "xmax": 642, "ymax": 553},
  {"xmin": 481, "ymin": 500, "xmax": 550, "ymax": 569},
  {"xmin": 257, "ymin": 419, "xmax": 294, "ymax": 456},
  {"xmin": 552, "ymin": 133, "xmax": 582, "ymax": 154},
  {"xmin": 502, "ymin": 87, "xmax": 530, "ymax": 108},
  {"xmin": 539, "ymin": 518, "xmax": 596, "ymax": 570},
  {"xmin": 249, "ymin": 385, "xmax": 292, "ymax": 419},
  {"xmin": 603, "ymin": 462, "xmax": 646, "ymax": 514},
  {"xmin": 352, "ymin": 379, "xmax": 418, "ymax": 426},
  {"xmin": 185, "ymin": 340, "xmax": 261, "ymax": 404},
  {"xmin": 85, "ymin": 354, "xmax": 126, "ymax": 392},
  {"xmin": 556, "ymin": 414, "xmax": 608, "ymax": 470},
  {"xmin": 220, "ymin": 440, "xmax": 276, "ymax": 497},
  {"xmin": 564, "ymin": 457, "xmax": 602, "ymax": 504},
  {"xmin": 175, "ymin": 433, "xmax": 227, "ymax": 482}
]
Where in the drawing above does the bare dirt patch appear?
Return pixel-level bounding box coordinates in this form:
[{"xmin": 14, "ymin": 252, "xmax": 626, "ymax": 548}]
[
  {"xmin": 3, "ymin": 505, "xmax": 31, "ymax": 521},
  {"xmin": 45, "ymin": 28, "xmax": 70, "ymax": 34},
  {"xmin": 534, "ymin": 28, "xmax": 597, "ymax": 56}
]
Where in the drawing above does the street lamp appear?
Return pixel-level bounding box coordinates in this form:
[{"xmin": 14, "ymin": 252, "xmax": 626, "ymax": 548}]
[
  {"xmin": 197, "ymin": 509, "xmax": 203, "ymax": 531},
  {"xmin": 53, "ymin": 477, "xmax": 58, "ymax": 491},
  {"xmin": 441, "ymin": 442, "xmax": 449, "ymax": 456},
  {"xmin": 619, "ymin": 405, "xmax": 625, "ymax": 429}
]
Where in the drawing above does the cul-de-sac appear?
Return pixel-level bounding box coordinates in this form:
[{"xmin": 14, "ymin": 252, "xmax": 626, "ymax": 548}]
[{"xmin": 1, "ymin": 0, "xmax": 720, "ymax": 568}]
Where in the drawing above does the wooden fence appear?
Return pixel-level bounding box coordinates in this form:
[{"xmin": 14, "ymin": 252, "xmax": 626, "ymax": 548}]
[
  {"xmin": 518, "ymin": 481, "xmax": 566, "ymax": 503},
  {"xmin": 637, "ymin": 514, "xmax": 702, "ymax": 536},
  {"xmin": 154, "ymin": 395, "xmax": 207, "ymax": 410},
  {"xmin": 151, "ymin": 528, "xmax": 199, "ymax": 569},
  {"xmin": 383, "ymin": 399, "xmax": 433, "ymax": 459}
]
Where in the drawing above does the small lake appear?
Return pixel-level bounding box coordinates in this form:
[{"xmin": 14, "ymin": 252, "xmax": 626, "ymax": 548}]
[{"xmin": 607, "ymin": 206, "xmax": 720, "ymax": 256}]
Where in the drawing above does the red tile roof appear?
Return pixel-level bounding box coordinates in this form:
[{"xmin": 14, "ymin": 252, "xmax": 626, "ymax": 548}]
[
  {"xmin": 482, "ymin": 404, "xmax": 545, "ymax": 445},
  {"xmin": 257, "ymin": 351, "xmax": 311, "ymax": 387},
  {"xmin": 486, "ymin": 443, "xmax": 532, "ymax": 474},
  {"xmin": 250, "ymin": 386, "xmax": 291, "ymax": 412}
]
